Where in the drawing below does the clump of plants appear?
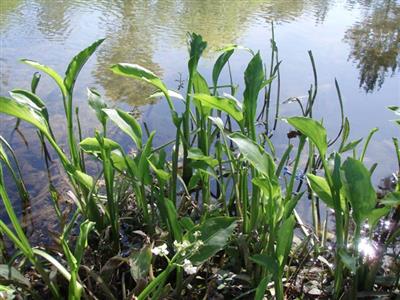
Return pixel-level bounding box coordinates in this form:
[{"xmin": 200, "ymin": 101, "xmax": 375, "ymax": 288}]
[{"xmin": 0, "ymin": 30, "xmax": 399, "ymax": 299}]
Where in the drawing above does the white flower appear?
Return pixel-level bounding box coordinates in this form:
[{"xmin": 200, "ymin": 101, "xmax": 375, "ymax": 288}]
[
  {"xmin": 182, "ymin": 259, "xmax": 197, "ymax": 275},
  {"xmin": 173, "ymin": 240, "xmax": 191, "ymax": 255},
  {"xmin": 192, "ymin": 240, "xmax": 204, "ymax": 252},
  {"xmin": 152, "ymin": 244, "xmax": 169, "ymax": 256},
  {"xmin": 193, "ymin": 231, "xmax": 201, "ymax": 238}
]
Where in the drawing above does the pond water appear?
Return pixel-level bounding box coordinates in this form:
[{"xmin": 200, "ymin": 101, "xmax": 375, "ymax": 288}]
[{"xmin": 0, "ymin": 0, "xmax": 399, "ymax": 234}]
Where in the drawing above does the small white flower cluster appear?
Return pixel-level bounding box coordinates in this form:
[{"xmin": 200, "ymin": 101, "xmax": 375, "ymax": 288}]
[
  {"xmin": 173, "ymin": 240, "xmax": 191, "ymax": 255},
  {"xmin": 151, "ymin": 243, "xmax": 169, "ymax": 256},
  {"xmin": 182, "ymin": 259, "xmax": 197, "ymax": 275}
]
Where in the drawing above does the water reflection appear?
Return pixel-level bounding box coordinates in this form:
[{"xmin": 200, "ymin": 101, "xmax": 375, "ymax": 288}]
[{"xmin": 344, "ymin": 0, "xmax": 400, "ymax": 92}]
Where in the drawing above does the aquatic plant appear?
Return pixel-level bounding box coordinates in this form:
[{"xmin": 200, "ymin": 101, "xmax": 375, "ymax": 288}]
[{"xmin": 0, "ymin": 30, "xmax": 399, "ymax": 299}]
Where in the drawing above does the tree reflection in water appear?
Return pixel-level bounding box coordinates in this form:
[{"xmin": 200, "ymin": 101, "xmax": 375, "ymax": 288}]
[{"xmin": 344, "ymin": 0, "xmax": 400, "ymax": 92}]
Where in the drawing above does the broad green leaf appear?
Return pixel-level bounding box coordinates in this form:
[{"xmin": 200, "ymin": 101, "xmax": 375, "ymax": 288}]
[
  {"xmin": 307, "ymin": 174, "xmax": 333, "ymax": 208},
  {"xmin": 20, "ymin": 59, "xmax": 68, "ymax": 97},
  {"xmin": 192, "ymin": 93, "xmax": 243, "ymax": 123},
  {"xmin": 64, "ymin": 38, "xmax": 105, "ymax": 94},
  {"xmin": 103, "ymin": 108, "xmax": 142, "ymax": 149},
  {"xmin": 88, "ymin": 88, "xmax": 107, "ymax": 127},
  {"xmin": 243, "ymin": 52, "xmax": 265, "ymax": 127},
  {"xmin": 187, "ymin": 33, "xmax": 207, "ymax": 77},
  {"xmin": 188, "ymin": 148, "xmax": 218, "ymax": 168},
  {"xmin": 285, "ymin": 117, "xmax": 327, "ymax": 156},
  {"xmin": 80, "ymin": 137, "xmax": 120, "ymax": 153},
  {"xmin": 212, "ymin": 48, "xmax": 234, "ymax": 88},
  {"xmin": 73, "ymin": 170, "xmax": 94, "ymax": 191},
  {"xmin": 229, "ymin": 132, "xmax": 275, "ymax": 178},
  {"xmin": 250, "ymin": 254, "xmax": 279, "ymax": 274},
  {"xmin": 148, "ymin": 159, "xmax": 170, "ymax": 181},
  {"xmin": 208, "ymin": 116, "xmax": 225, "ymax": 132},
  {"xmin": 193, "ymin": 72, "xmax": 212, "ymax": 116},
  {"xmin": 0, "ymin": 96, "xmax": 49, "ymax": 136},
  {"xmin": 149, "ymin": 90, "xmax": 184, "ymax": 101},
  {"xmin": 192, "ymin": 71, "xmax": 210, "ymax": 95},
  {"xmin": 110, "ymin": 63, "xmax": 169, "ymax": 99},
  {"xmin": 341, "ymin": 157, "xmax": 376, "ymax": 224},
  {"xmin": 129, "ymin": 246, "xmax": 152, "ymax": 282},
  {"xmin": 276, "ymin": 215, "xmax": 295, "ymax": 267},
  {"xmin": 189, "ymin": 217, "xmax": 237, "ymax": 265},
  {"xmin": 10, "ymin": 89, "xmax": 45, "ymax": 111}
]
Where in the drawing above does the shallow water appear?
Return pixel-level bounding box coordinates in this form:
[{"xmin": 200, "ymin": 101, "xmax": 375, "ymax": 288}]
[{"xmin": 0, "ymin": 0, "xmax": 399, "ymax": 232}]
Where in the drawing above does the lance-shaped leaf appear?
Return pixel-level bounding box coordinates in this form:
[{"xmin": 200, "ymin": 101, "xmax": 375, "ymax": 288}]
[
  {"xmin": 0, "ymin": 96, "xmax": 49, "ymax": 136},
  {"xmin": 10, "ymin": 89, "xmax": 49, "ymax": 122},
  {"xmin": 88, "ymin": 88, "xmax": 107, "ymax": 127},
  {"xmin": 192, "ymin": 94, "xmax": 243, "ymax": 123},
  {"xmin": 212, "ymin": 48, "xmax": 234, "ymax": 88},
  {"xmin": 243, "ymin": 52, "xmax": 265, "ymax": 126},
  {"xmin": 103, "ymin": 108, "xmax": 142, "ymax": 149},
  {"xmin": 110, "ymin": 63, "xmax": 170, "ymax": 103},
  {"xmin": 285, "ymin": 117, "xmax": 328, "ymax": 156},
  {"xmin": 188, "ymin": 217, "xmax": 237, "ymax": 265},
  {"xmin": 80, "ymin": 137, "xmax": 121, "ymax": 153},
  {"xmin": 187, "ymin": 33, "xmax": 207, "ymax": 77},
  {"xmin": 20, "ymin": 59, "xmax": 68, "ymax": 97},
  {"xmin": 341, "ymin": 157, "xmax": 376, "ymax": 225},
  {"xmin": 307, "ymin": 174, "xmax": 333, "ymax": 208},
  {"xmin": 229, "ymin": 132, "xmax": 275, "ymax": 178},
  {"xmin": 64, "ymin": 38, "xmax": 105, "ymax": 94}
]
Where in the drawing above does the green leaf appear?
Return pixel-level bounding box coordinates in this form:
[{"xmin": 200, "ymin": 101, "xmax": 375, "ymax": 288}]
[
  {"xmin": 148, "ymin": 159, "xmax": 170, "ymax": 181},
  {"xmin": 276, "ymin": 215, "xmax": 295, "ymax": 267},
  {"xmin": 64, "ymin": 38, "xmax": 105, "ymax": 94},
  {"xmin": 229, "ymin": 132, "xmax": 275, "ymax": 178},
  {"xmin": 74, "ymin": 220, "xmax": 95, "ymax": 265},
  {"xmin": 307, "ymin": 174, "xmax": 333, "ymax": 208},
  {"xmin": 164, "ymin": 198, "xmax": 182, "ymax": 241},
  {"xmin": 20, "ymin": 59, "xmax": 68, "ymax": 97},
  {"xmin": 103, "ymin": 108, "xmax": 142, "ymax": 149},
  {"xmin": 80, "ymin": 137, "xmax": 120, "ymax": 153},
  {"xmin": 254, "ymin": 275, "xmax": 273, "ymax": 300},
  {"xmin": 212, "ymin": 49, "xmax": 234, "ymax": 87},
  {"xmin": 129, "ymin": 246, "xmax": 152, "ymax": 282},
  {"xmin": 0, "ymin": 96, "xmax": 49, "ymax": 136},
  {"xmin": 340, "ymin": 138, "xmax": 363, "ymax": 153},
  {"xmin": 243, "ymin": 52, "xmax": 265, "ymax": 126},
  {"xmin": 192, "ymin": 93, "xmax": 243, "ymax": 123},
  {"xmin": 250, "ymin": 254, "xmax": 278, "ymax": 274},
  {"xmin": 341, "ymin": 157, "xmax": 376, "ymax": 225},
  {"xmin": 188, "ymin": 148, "xmax": 218, "ymax": 168},
  {"xmin": 187, "ymin": 33, "xmax": 207, "ymax": 77},
  {"xmin": 88, "ymin": 88, "xmax": 107, "ymax": 127},
  {"xmin": 110, "ymin": 63, "xmax": 169, "ymax": 100},
  {"xmin": 285, "ymin": 117, "xmax": 327, "ymax": 156},
  {"xmin": 148, "ymin": 90, "xmax": 184, "ymax": 101},
  {"xmin": 189, "ymin": 217, "xmax": 237, "ymax": 265}
]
